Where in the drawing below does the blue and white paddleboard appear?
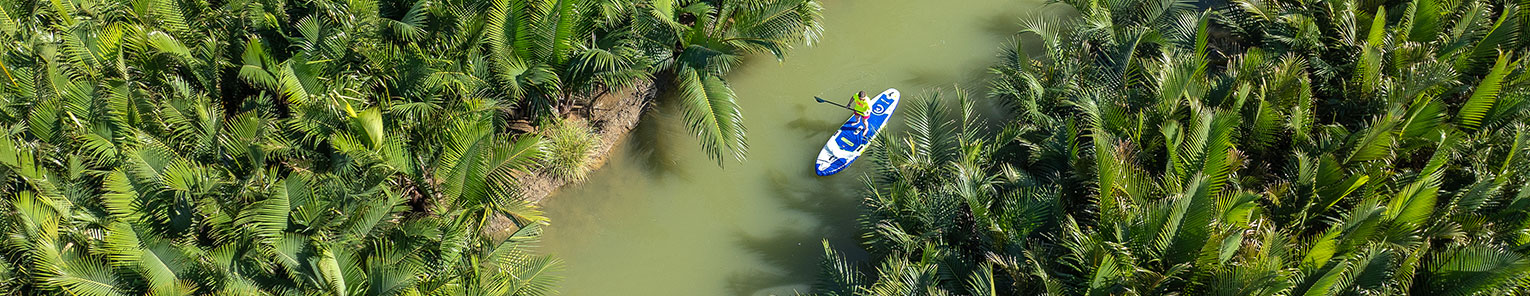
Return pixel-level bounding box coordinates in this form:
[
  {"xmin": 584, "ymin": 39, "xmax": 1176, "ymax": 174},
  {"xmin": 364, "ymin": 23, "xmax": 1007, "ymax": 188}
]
[{"xmin": 815, "ymin": 88, "xmax": 900, "ymax": 176}]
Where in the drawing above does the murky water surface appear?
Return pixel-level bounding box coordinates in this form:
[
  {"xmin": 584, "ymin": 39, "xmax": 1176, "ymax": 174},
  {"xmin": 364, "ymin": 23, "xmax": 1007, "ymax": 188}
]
[{"xmin": 539, "ymin": 1, "xmax": 1047, "ymax": 294}]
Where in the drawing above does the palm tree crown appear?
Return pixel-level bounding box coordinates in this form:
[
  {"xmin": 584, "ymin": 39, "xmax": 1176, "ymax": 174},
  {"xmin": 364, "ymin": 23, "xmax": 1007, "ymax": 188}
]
[{"xmin": 814, "ymin": 0, "xmax": 1530, "ymax": 295}]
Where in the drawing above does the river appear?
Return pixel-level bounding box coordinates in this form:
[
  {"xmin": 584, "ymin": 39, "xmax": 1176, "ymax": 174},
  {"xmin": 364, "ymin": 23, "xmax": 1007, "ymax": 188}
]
[{"xmin": 539, "ymin": 0, "xmax": 1048, "ymax": 294}]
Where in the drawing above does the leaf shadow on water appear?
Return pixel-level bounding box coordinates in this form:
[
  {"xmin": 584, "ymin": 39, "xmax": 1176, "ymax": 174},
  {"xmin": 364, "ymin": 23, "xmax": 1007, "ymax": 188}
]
[
  {"xmin": 902, "ymin": 67, "xmax": 967, "ymax": 90},
  {"xmin": 919, "ymin": 2, "xmax": 1076, "ymax": 94},
  {"xmin": 623, "ymin": 106, "xmax": 691, "ymax": 181},
  {"xmin": 979, "ymin": 2, "xmax": 1031, "ymax": 41},
  {"xmin": 725, "ymin": 169, "xmax": 869, "ymax": 296}
]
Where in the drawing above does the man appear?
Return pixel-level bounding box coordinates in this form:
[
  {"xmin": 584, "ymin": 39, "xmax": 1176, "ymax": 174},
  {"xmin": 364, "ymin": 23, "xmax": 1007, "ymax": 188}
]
[{"xmin": 844, "ymin": 91, "xmax": 872, "ymax": 136}]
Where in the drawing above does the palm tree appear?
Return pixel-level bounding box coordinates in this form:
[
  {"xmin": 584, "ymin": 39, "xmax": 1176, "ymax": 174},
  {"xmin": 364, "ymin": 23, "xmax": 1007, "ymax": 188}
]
[
  {"xmin": 814, "ymin": 0, "xmax": 1530, "ymax": 294},
  {"xmin": 0, "ymin": 0, "xmax": 562, "ymax": 294},
  {"xmin": 476, "ymin": 0, "xmax": 827, "ymax": 164},
  {"xmin": 638, "ymin": 0, "xmax": 825, "ymax": 163},
  {"xmin": 481, "ymin": 0, "xmax": 652, "ymax": 119},
  {"xmin": 2, "ymin": 0, "xmax": 830, "ymax": 293}
]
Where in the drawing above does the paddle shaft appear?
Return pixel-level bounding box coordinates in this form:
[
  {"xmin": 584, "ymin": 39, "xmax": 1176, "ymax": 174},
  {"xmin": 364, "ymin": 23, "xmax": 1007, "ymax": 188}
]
[{"xmin": 814, "ymin": 96, "xmax": 856, "ymax": 112}]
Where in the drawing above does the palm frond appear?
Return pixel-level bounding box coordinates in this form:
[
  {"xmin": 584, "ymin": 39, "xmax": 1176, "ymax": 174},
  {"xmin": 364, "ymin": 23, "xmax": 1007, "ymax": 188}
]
[
  {"xmin": 815, "ymin": 240, "xmax": 864, "ymax": 296},
  {"xmin": 1415, "ymin": 244, "xmax": 1530, "ymax": 295},
  {"xmin": 674, "ymin": 67, "xmax": 747, "ymax": 164},
  {"xmin": 1457, "ymin": 52, "xmax": 1510, "ymax": 130}
]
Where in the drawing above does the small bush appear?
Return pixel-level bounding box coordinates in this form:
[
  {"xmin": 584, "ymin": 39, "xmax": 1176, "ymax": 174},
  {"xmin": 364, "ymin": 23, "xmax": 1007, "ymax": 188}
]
[{"xmin": 541, "ymin": 118, "xmax": 602, "ymax": 181}]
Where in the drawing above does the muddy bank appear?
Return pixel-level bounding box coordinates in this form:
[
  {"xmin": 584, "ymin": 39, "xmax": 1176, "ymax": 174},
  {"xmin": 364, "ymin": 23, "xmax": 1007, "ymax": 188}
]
[
  {"xmin": 486, "ymin": 81, "xmax": 654, "ymax": 237},
  {"xmin": 518, "ymin": 81, "xmax": 655, "ymax": 203}
]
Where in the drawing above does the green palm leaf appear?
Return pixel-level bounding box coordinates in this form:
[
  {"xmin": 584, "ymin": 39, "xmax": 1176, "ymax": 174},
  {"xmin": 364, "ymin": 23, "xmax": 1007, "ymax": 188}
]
[
  {"xmin": 1457, "ymin": 52, "xmax": 1510, "ymax": 130},
  {"xmin": 506, "ymin": 254, "xmax": 562, "ymax": 296},
  {"xmin": 1454, "ymin": 6, "xmax": 1518, "ymax": 74},
  {"xmin": 50, "ymin": 258, "xmax": 128, "ymax": 296},
  {"xmin": 1416, "ymin": 244, "xmax": 1530, "ymax": 295},
  {"xmin": 153, "ymin": 0, "xmax": 190, "ymax": 37},
  {"xmin": 727, "ymin": 0, "xmax": 825, "ymax": 58},
  {"xmin": 904, "ymin": 93, "xmax": 960, "ymax": 172},
  {"xmin": 145, "ymin": 31, "xmax": 195, "ymax": 66},
  {"xmin": 315, "ymin": 248, "xmax": 347, "ymax": 296},
  {"xmin": 1384, "ymin": 174, "xmax": 1441, "ymax": 227},
  {"xmin": 675, "ymin": 67, "xmax": 747, "ymax": 164},
  {"xmin": 966, "ymin": 262, "xmax": 996, "ymax": 296},
  {"xmin": 545, "ymin": 0, "xmax": 590, "ymax": 66},
  {"xmin": 1399, "ymin": 94, "xmax": 1448, "ymax": 140},
  {"xmin": 234, "ymin": 184, "xmax": 289, "ymax": 247},
  {"xmin": 0, "ymin": 136, "xmax": 44, "ymax": 180},
  {"xmin": 1346, "ymin": 115, "xmax": 1400, "ymax": 163},
  {"xmin": 386, "ymin": 0, "xmax": 429, "ymax": 42},
  {"xmin": 100, "ymin": 170, "xmax": 140, "ymax": 221},
  {"xmin": 1357, "ymin": 6, "xmax": 1386, "ymax": 94},
  {"xmin": 1404, "ymin": 0, "xmax": 1441, "ymax": 42},
  {"xmin": 0, "ymin": 5, "xmax": 17, "ymax": 36},
  {"xmin": 815, "ymin": 240, "xmax": 863, "ymax": 296}
]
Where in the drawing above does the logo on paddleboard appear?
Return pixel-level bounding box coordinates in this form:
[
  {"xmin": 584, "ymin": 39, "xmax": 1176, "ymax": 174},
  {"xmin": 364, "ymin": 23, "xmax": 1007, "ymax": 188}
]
[{"xmin": 873, "ymin": 105, "xmax": 886, "ymax": 114}]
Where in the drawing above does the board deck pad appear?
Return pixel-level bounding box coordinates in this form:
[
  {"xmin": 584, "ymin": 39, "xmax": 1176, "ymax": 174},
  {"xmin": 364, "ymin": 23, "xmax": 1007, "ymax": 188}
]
[{"xmin": 815, "ymin": 89, "xmax": 900, "ymax": 176}]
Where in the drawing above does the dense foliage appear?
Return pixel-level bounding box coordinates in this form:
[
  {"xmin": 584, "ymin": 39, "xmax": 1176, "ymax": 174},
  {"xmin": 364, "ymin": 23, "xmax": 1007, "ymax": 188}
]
[
  {"xmin": 816, "ymin": 0, "xmax": 1530, "ymax": 295},
  {"xmin": 0, "ymin": 0, "xmax": 820, "ymax": 294}
]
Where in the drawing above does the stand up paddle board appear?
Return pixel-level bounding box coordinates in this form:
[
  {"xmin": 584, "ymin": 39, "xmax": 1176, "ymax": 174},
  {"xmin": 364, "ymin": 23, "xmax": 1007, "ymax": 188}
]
[{"xmin": 815, "ymin": 88, "xmax": 900, "ymax": 176}]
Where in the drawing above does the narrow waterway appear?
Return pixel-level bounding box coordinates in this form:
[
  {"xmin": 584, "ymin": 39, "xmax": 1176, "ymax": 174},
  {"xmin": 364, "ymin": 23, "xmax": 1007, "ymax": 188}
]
[{"xmin": 539, "ymin": 1, "xmax": 1047, "ymax": 294}]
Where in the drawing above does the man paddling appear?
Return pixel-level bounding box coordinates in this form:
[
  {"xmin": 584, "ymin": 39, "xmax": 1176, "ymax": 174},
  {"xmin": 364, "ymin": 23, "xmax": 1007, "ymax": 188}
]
[
  {"xmin": 844, "ymin": 91, "xmax": 872, "ymax": 136},
  {"xmin": 813, "ymin": 88, "xmax": 900, "ymax": 176}
]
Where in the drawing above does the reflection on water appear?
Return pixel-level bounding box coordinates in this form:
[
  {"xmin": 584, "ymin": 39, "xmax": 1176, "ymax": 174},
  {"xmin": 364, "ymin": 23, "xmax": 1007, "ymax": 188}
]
[{"xmin": 538, "ymin": 0, "xmax": 1045, "ymax": 295}]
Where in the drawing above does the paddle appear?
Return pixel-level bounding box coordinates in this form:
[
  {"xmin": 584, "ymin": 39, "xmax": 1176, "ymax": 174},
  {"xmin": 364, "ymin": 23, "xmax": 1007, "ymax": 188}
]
[
  {"xmin": 817, "ymin": 96, "xmax": 867, "ymax": 131},
  {"xmin": 814, "ymin": 96, "xmax": 855, "ymax": 111}
]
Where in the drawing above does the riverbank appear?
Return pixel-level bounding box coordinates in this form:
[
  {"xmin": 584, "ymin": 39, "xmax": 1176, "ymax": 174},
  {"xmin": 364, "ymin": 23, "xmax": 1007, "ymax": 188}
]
[
  {"xmin": 520, "ymin": 81, "xmax": 656, "ymax": 203},
  {"xmin": 487, "ymin": 81, "xmax": 654, "ymax": 237}
]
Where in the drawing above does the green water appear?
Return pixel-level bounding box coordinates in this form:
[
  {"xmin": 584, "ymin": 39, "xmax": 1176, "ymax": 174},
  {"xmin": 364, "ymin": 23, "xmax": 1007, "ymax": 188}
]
[{"xmin": 539, "ymin": 1, "xmax": 1047, "ymax": 294}]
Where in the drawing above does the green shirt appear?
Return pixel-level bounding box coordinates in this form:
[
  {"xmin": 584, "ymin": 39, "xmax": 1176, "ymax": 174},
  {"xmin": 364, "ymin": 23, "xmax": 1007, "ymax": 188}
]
[{"xmin": 852, "ymin": 94, "xmax": 870, "ymax": 115}]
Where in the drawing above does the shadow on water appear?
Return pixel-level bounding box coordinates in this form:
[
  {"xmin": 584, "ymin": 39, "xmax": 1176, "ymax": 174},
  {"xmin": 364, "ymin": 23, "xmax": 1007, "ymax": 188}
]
[
  {"xmin": 725, "ymin": 226, "xmax": 822, "ymax": 295},
  {"xmin": 981, "ymin": 7, "xmax": 1029, "ymax": 40},
  {"xmin": 787, "ymin": 104, "xmax": 845, "ymax": 141},
  {"xmin": 903, "ymin": 67, "xmax": 968, "ymax": 90},
  {"xmin": 726, "ymin": 169, "xmax": 869, "ymax": 295},
  {"xmin": 624, "ymin": 105, "xmax": 690, "ymax": 180},
  {"xmin": 899, "ymin": 50, "xmax": 1005, "ymax": 93}
]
